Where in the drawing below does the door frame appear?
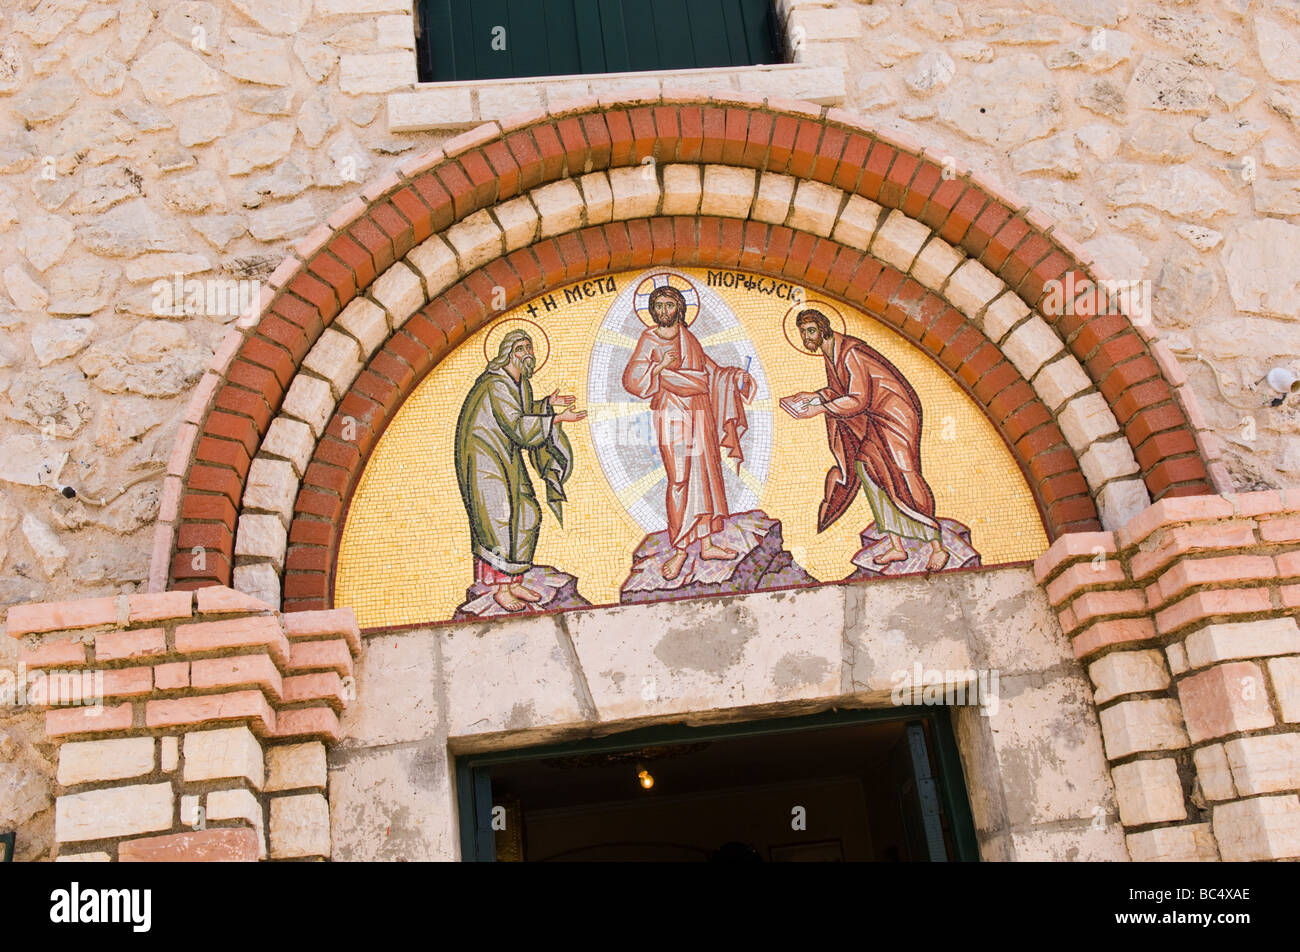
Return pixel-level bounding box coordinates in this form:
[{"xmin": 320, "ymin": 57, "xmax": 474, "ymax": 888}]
[{"xmin": 454, "ymin": 705, "xmax": 981, "ymax": 861}]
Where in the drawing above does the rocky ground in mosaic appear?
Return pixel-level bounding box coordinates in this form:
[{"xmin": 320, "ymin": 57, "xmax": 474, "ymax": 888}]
[
  {"xmin": 846, "ymin": 518, "xmax": 982, "ymax": 581},
  {"xmin": 619, "ymin": 510, "xmax": 815, "ymax": 603}
]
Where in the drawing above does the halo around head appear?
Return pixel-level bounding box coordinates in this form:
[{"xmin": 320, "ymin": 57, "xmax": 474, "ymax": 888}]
[
  {"xmin": 634, "ymin": 272, "xmax": 700, "ymax": 327},
  {"xmin": 783, "ymin": 299, "xmax": 847, "ymax": 355},
  {"xmin": 483, "ymin": 316, "xmax": 550, "ymax": 373}
]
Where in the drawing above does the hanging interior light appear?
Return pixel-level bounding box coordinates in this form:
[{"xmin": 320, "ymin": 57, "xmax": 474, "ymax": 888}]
[{"xmin": 636, "ymin": 765, "xmax": 654, "ymax": 790}]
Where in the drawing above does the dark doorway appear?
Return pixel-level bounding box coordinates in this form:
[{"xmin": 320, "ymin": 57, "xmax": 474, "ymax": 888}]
[{"xmin": 456, "ymin": 708, "xmax": 979, "ymax": 862}]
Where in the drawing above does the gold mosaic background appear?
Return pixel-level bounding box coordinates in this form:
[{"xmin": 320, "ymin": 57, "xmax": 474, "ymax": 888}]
[{"xmin": 335, "ymin": 268, "xmax": 1049, "ymax": 628}]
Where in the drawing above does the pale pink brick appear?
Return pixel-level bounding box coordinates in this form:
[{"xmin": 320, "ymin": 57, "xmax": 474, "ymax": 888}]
[
  {"xmin": 46, "ymin": 703, "xmax": 134, "ymax": 737},
  {"xmin": 1154, "ymin": 555, "xmax": 1278, "ymax": 606},
  {"xmin": 1117, "ymin": 494, "xmax": 1237, "ymax": 549},
  {"xmin": 20, "ymin": 640, "xmax": 88, "ymax": 668},
  {"xmin": 287, "ymin": 639, "xmax": 354, "ymax": 678},
  {"xmin": 1129, "ymin": 522, "xmax": 1258, "ymax": 580},
  {"xmin": 174, "ymin": 616, "xmax": 290, "ymax": 667},
  {"xmin": 283, "ymin": 609, "xmax": 363, "ymax": 655},
  {"xmin": 1033, "ymin": 531, "xmax": 1117, "ymax": 583},
  {"xmin": 1231, "ymin": 490, "xmax": 1286, "ymax": 517},
  {"xmin": 1178, "ymin": 661, "xmax": 1275, "ymax": 743},
  {"xmin": 128, "ymin": 591, "xmax": 193, "ymax": 624},
  {"xmin": 270, "ymin": 706, "xmax": 341, "ymax": 743},
  {"xmin": 1072, "ymin": 617, "xmax": 1158, "ymax": 659},
  {"xmin": 190, "ymin": 654, "xmax": 284, "ymax": 700},
  {"xmin": 1155, "ymin": 589, "xmax": 1273, "ymax": 635},
  {"xmin": 154, "ymin": 662, "xmax": 190, "ymax": 690},
  {"xmin": 1260, "ymin": 517, "xmax": 1300, "ymax": 544},
  {"xmin": 1282, "ymin": 585, "xmax": 1300, "ymax": 610},
  {"xmin": 95, "ymin": 627, "xmax": 166, "ymax": 662},
  {"xmin": 195, "ymin": 586, "xmax": 275, "ymax": 616},
  {"xmin": 282, "ymin": 672, "xmax": 345, "ymax": 706},
  {"xmin": 1276, "ymin": 550, "xmax": 1300, "ymax": 578},
  {"xmin": 1045, "ymin": 560, "xmax": 1126, "ymax": 607},
  {"xmin": 145, "ymin": 691, "xmax": 275, "ymax": 734},
  {"xmin": 102, "ymin": 667, "xmax": 153, "ymax": 698},
  {"xmin": 7, "ymin": 597, "xmax": 118, "ymax": 638},
  {"xmin": 1070, "ymin": 589, "xmax": 1148, "ymax": 628}
]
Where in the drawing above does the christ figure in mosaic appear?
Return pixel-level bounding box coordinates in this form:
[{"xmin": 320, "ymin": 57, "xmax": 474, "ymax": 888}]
[
  {"xmin": 783, "ymin": 308, "xmax": 950, "ymax": 571},
  {"xmin": 454, "ymin": 329, "xmax": 586, "ymax": 612},
  {"xmin": 621, "ymin": 284, "xmax": 755, "ymax": 581}
]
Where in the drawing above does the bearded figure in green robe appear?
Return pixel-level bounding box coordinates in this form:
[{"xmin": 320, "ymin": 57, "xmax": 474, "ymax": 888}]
[{"xmin": 454, "ymin": 329, "xmax": 586, "ymax": 612}]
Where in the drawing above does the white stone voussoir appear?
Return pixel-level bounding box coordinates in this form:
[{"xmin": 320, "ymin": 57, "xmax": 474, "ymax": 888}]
[
  {"xmin": 701, "ymin": 165, "xmax": 757, "ymax": 218},
  {"xmin": 662, "ymin": 164, "xmax": 702, "ymax": 215},
  {"xmin": 869, "ymin": 209, "xmax": 930, "ymax": 272},
  {"xmin": 608, "ymin": 166, "xmax": 662, "ymax": 220},
  {"xmin": 788, "ymin": 179, "xmax": 841, "ymax": 237}
]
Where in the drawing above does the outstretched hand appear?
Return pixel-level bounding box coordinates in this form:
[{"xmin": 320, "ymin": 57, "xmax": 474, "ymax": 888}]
[
  {"xmin": 547, "ymin": 391, "xmax": 577, "ymax": 408},
  {"xmin": 555, "ymin": 408, "xmax": 587, "ymax": 424}
]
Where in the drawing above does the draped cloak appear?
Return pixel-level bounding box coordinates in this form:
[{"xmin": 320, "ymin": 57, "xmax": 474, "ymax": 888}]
[
  {"xmin": 814, "ymin": 332, "xmax": 940, "ymax": 536},
  {"xmin": 454, "ymin": 367, "xmax": 573, "ymax": 575},
  {"xmin": 622, "ymin": 324, "xmax": 751, "ymax": 548}
]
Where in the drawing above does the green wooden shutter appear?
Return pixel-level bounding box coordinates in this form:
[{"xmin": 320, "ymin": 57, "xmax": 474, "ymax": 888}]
[{"xmin": 417, "ymin": 0, "xmax": 779, "ymax": 83}]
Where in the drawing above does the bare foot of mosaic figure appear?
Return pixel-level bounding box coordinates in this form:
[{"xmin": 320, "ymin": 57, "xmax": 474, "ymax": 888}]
[{"xmin": 455, "ymin": 565, "xmax": 591, "ymax": 621}]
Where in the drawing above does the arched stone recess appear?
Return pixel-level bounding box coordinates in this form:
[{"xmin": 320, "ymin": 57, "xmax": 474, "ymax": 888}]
[{"xmin": 152, "ymin": 93, "xmax": 1227, "ymax": 606}]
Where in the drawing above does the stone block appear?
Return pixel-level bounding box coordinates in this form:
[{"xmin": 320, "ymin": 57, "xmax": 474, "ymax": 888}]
[
  {"xmin": 1112, "ymin": 758, "xmax": 1186, "ymax": 826},
  {"xmin": 329, "ymin": 742, "xmax": 457, "ymax": 861},
  {"xmin": 1097, "ymin": 480, "xmax": 1153, "ymax": 531},
  {"xmin": 335, "ymin": 296, "xmax": 390, "ymax": 359},
  {"xmin": 1213, "ymin": 795, "xmax": 1300, "ymax": 861},
  {"xmin": 661, "ymin": 165, "xmax": 701, "ymax": 216},
  {"xmin": 442, "ymin": 615, "xmax": 586, "ymax": 739},
  {"xmin": 696, "ymin": 165, "xmax": 753, "ymax": 219},
  {"xmin": 444, "ymin": 209, "xmax": 501, "ymax": 273},
  {"xmin": 266, "ymin": 742, "xmax": 328, "ymax": 792},
  {"xmin": 569, "ymin": 587, "xmax": 844, "ymax": 724},
  {"xmin": 206, "ymin": 787, "xmax": 266, "ymax": 858},
  {"xmin": 1089, "ymin": 649, "xmax": 1169, "ymax": 705},
  {"xmin": 1270, "ymin": 656, "xmax": 1300, "ymax": 722},
  {"xmin": 1194, "ymin": 743, "xmax": 1236, "ymax": 801},
  {"xmin": 57, "ymin": 737, "xmax": 156, "ymax": 786},
  {"xmin": 1001, "ymin": 316, "xmax": 1063, "ymax": 381},
  {"xmin": 234, "ymin": 513, "xmax": 288, "ymax": 568},
  {"xmin": 945, "ymin": 259, "xmax": 1004, "ymax": 320},
  {"xmin": 493, "ymin": 195, "xmax": 541, "ymax": 250},
  {"xmin": 1009, "ymin": 822, "xmax": 1129, "ymax": 861},
  {"xmin": 370, "ymin": 260, "xmax": 426, "ymax": 328},
  {"xmin": 242, "ymin": 457, "xmax": 298, "ymax": 525},
  {"xmin": 909, "ymin": 236, "xmax": 962, "ymax": 289},
  {"xmin": 280, "ymin": 373, "xmax": 334, "ymax": 438},
  {"xmin": 1185, "ymin": 618, "xmax": 1300, "ymax": 670},
  {"xmin": 1223, "ymin": 733, "xmax": 1300, "ymax": 795},
  {"xmin": 183, "ymin": 726, "xmax": 265, "ymax": 788},
  {"xmin": 1080, "ymin": 437, "xmax": 1141, "ymax": 487},
  {"xmin": 338, "ymin": 631, "xmax": 438, "ymax": 747},
  {"xmin": 870, "ymin": 209, "xmax": 930, "ymax": 272},
  {"xmin": 1033, "ymin": 355, "xmax": 1091, "ymax": 411},
  {"xmin": 787, "ymin": 180, "xmax": 840, "ymax": 237},
  {"xmin": 405, "ymin": 237, "xmax": 459, "ymax": 298},
  {"xmin": 532, "ymin": 179, "xmax": 587, "ymax": 238},
  {"xmin": 119, "ymin": 828, "xmax": 259, "ymax": 862},
  {"xmin": 1099, "ymin": 698, "xmax": 1188, "ymax": 759},
  {"xmin": 748, "ymin": 172, "xmax": 796, "ymax": 230},
  {"xmin": 1125, "ymin": 823, "xmax": 1219, "ymax": 861},
  {"xmin": 56, "ymin": 783, "xmax": 174, "ymax": 842},
  {"xmin": 270, "ymin": 793, "xmax": 331, "ymax": 859},
  {"xmin": 608, "ymin": 167, "xmax": 661, "ymax": 220},
  {"xmin": 981, "ymin": 292, "xmax": 1030, "ymax": 343},
  {"xmin": 1178, "ymin": 661, "xmax": 1275, "ymax": 744},
  {"xmin": 339, "ymin": 51, "xmax": 416, "ymax": 95},
  {"xmin": 387, "ymin": 89, "xmax": 474, "ymax": 131},
  {"xmin": 260, "ymin": 417, "xmax": 316, "ymax": 476}
]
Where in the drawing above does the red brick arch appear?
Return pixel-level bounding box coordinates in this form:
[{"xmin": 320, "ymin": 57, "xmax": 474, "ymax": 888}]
[{"xmin": 155, "ymin": 93, "xmax": 1220, "ymax": 603}]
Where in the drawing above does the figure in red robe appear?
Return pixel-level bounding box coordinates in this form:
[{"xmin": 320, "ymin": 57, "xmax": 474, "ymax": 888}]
[
  {"xmin": 622, "ymin": 285, "xmax": 755, "ymax": 581},
  {"xmin": 783, "ymin": 308, "xmax": 949, "ymax": 571}
]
